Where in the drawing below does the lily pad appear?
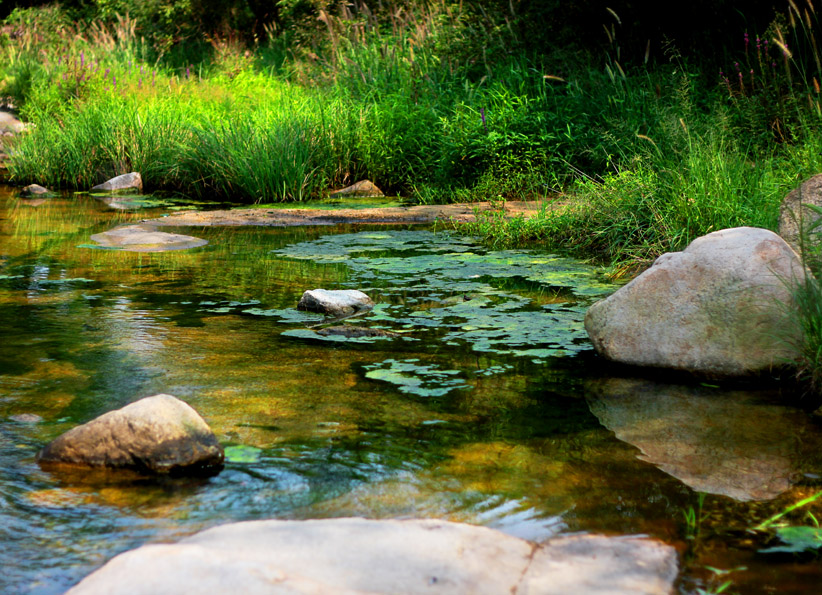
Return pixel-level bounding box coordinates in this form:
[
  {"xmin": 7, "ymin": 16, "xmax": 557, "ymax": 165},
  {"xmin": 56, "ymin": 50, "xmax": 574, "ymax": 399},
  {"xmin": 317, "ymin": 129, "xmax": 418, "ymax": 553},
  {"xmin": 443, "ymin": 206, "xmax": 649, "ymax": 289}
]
[
  {"xmin": 363, "ymin": 359, "xmax": 472, "ymax": 397},
  {"xmin": 760, "ymin": 526, "xmax": 822, "ymax": 554},
  {"xmin": 224, "ymin": 445, "xmax": 263, "ymax": 464}
]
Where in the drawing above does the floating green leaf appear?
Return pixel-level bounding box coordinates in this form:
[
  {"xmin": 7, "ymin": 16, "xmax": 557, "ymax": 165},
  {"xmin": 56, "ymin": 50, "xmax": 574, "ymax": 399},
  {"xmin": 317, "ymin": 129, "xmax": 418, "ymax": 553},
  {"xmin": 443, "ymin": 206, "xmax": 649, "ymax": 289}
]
[
  {"xmin": 224, "ymin": 445, "xmax": 263, "ymax": 464},
  {"xmin": 363, "ymin": 358, "xmax": 471, "ymax": 397},
  {"xmin": 760, "ymin": 526, "xmax": 822, "ymax": 554}
]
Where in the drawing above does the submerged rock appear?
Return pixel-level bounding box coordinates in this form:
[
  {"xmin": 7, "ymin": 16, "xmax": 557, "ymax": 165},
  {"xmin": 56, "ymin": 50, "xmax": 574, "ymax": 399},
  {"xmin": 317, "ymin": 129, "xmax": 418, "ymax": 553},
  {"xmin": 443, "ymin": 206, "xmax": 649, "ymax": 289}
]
[
  {"xmin": 779, "ymin": 173, "xmax": 822, "ymax": 253},
  {"xmin": 298, "ymin": 289, "xmax": 375, "ymax": 317},
  {"xmin": 19, "ymin": 184, "xmax": 54, "ymax": 198},
  {"xmin": 586, "ymin": 378, "xmax": 822, "ymax": 501},
  {"xmin": 89, "ymin": 224, "xmax": 208, "ymax": 252},
  {"xmin": 66, "ymin": 517, "xmax": 678, "ymax": 595},
  {"xmin": 585, "ymin": 227, "xmax": 805, "ymax": 376},
  {"xmin": 36, "ymin": 394, "xmax": 224, "ymax": 475},
  {"xmin": 316, "ymin": 326, "xmax": 399, "ymax": 339},
  {"xmin": 90, "ymin": 172, "xmax": 143, "ymax": 195},
  {"xmin": 329, "ymin": 179, "xmax": 384, "ymax": 198}
]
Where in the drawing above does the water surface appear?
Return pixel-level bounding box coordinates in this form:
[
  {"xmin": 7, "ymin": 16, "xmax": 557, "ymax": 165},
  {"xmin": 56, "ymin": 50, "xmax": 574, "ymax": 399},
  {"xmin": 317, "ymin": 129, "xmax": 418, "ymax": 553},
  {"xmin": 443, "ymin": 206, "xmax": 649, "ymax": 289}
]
[{"xmin": 1, "ymin": 188, "xmax": 821, "ymax": 594}]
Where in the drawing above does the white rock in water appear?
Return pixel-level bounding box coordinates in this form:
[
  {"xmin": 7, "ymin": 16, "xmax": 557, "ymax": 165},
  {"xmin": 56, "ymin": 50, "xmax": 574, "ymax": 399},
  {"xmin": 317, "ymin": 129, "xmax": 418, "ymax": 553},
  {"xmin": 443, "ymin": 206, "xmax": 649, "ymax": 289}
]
[
  {"xmin": 298, "ymin": 288, "xmax": 375, "ymax": 317},
  {"xmin": 66, "ymin": 518, "xmax": 678, "ymax": 595},
  {"xmin": 90, "ymin": 172, "xmax": 143, "ymax": 194},
  {"xmin": 585, "ymin": 227, "xmax": 805, "ymax": 376}
]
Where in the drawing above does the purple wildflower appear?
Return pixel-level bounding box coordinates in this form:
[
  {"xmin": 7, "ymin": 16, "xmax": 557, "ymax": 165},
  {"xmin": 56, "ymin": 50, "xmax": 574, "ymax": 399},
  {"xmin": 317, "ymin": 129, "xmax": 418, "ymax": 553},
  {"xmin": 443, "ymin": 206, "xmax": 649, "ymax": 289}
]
[{"xmin": 480, "ymin": 107, "xmax": 487, "ymax": 132}]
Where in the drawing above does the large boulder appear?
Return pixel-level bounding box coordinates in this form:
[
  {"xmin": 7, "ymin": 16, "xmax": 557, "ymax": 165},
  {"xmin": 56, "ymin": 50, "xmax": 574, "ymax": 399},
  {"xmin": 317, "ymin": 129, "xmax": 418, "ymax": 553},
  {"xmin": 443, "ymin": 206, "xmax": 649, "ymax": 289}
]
[
  {"xmin": 36, "ymin": 394, "xmax": 224, "ymax": 475},
  {"xmin": 90, "ymin": 172, "xmax": 143, "ymax": 195},
  {"xmin": 585, "ymin": 227, "xmax": 805, "ymax": 376},
  {"xmin": 779, "ymin": 174, "xmax": 822, "ymax": 253},
  {"xmin": 66, "ymin": 518, "xmax": 678, "ymax": 595},
  {"xmin": 298, "ymin": 289, "xmax": 375, "ymax": 317}
]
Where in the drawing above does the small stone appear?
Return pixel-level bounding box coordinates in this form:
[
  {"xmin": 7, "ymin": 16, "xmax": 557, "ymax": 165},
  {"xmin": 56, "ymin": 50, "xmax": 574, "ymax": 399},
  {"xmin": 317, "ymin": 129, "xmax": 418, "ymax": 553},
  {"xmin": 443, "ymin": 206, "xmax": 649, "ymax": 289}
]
[
  {"xmin": 36, "ymin": 394, "xmax": 224, "ymax": 475},
  {"xmin": 10, "ymin": 413, "xmax": 43, "ymax": 423},
  {"xmin": 90, "ymin": 172, "xmax": 143, "ymax": 195},
  {"xmin": 297, "ymin": 289, "xmax": 375, "ymax": 318},
  {"xmin": 329, "ymin": 180, "xmax": 384, "ymax": 198},
  {"xmin": 19, "ymin": 184, "xmax": 53, "ymax": 198},
  {"xmin": 779, "ymin": 173, "xmax": 822, "ymax": 253}
]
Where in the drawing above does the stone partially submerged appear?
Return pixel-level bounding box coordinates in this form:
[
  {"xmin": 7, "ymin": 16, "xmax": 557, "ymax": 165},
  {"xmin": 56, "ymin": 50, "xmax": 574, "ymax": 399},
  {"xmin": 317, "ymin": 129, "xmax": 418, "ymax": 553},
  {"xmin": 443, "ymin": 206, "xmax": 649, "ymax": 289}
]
[
  {"xmin": 19, "ymin": 184, "xmax": 55, "ymax": 198},
  {"xmin": 298, "ymin": 288, "xmax": 375, "ymax": 317},
  {"xmin": 585, "ymin": 227, "xmax": 805, "ymax": 376},
  {"xmin": 37, "ymin": 394, "xmax": 224, "ymax": 476},
  {"xmin": 90, "ymin": 172, "xmax": 143, "ymax": 195},
  {"xmin": 66, "ymin": 518, "xmax": 678, "ymax": 595},
  {"xmin": 89, "ymin": 224, "xmax": 207, "ymax": 252}
]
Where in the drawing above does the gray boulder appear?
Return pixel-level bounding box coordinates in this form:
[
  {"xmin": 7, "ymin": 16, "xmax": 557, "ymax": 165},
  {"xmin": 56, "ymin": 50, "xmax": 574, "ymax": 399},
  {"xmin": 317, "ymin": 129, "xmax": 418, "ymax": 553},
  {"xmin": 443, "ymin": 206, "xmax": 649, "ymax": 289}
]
[
  {"xmin": 0, "ymin": 110, "xmax": 28, "ymax": 134},
  {"xmin": 779, "ymin": 173, "xmax": 822, "ymax": 253},
  {"xmin": 90, "ymin": 172, "xmax": 143, "ymax": 194},
  {"xmin": 585, "ymin": 227, "xmax": 805, "ymax": 376},
  {"xmin": 66, "ymin": 517, "xmax": 678, "ymax": 595},
  {"xmin": 36, "ymin": 394, "xmax": 224, "ymax": 475},
  {"xmin": 298, "ymin": 289, "xmax": 375, "ymax": 317},
  {"xmin": 330, "ymin": 179, "xmax": 384, "ymax": 198}
]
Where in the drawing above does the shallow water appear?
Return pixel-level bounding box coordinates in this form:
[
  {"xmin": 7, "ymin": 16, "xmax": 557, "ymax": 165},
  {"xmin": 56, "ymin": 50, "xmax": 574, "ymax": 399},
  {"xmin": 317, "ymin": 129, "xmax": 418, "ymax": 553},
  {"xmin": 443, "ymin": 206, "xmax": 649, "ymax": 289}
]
[{"xmin": 1, "ymin": 188, "xmax": 821, "ymax": 594}]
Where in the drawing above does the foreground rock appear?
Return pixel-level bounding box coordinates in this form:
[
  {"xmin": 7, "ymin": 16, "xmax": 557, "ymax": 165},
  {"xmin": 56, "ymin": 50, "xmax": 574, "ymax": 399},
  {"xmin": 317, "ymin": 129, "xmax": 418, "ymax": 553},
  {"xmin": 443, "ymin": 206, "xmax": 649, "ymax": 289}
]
[
  {"xmin": 298, "ymin": 289, "xmax": 375, "ymax": 317},
  {"xmin": 89, "ymin": 224, "xmax": 208, "ymax": 252},
  {"xmin": 585, "ymin": 227, "xmax": 805, "ymax": 376},
  {"xmin": 37, "ymin": 394, "xmax": 224, "ymax": 475},
  {"xmin": 330, "ymin": 179, "xmax": 384, "ymax": 198},
  {"xmin": 586, "ymin": 378, "xmax": 822, "ymax": 501},
  {"xmin": 90, "ymin": 172, "xmax": 143, "ymax": 195},
  {"xmin": 0, "ymin": 110, "xmax": 29, "ymax": 134},
  {"xmin": 779, "ymin": 173, "xmax": 822, "ymax": 253},
  {"xmin": 67, "ymin": 518, "xmax": 678, "ymax": 595}
]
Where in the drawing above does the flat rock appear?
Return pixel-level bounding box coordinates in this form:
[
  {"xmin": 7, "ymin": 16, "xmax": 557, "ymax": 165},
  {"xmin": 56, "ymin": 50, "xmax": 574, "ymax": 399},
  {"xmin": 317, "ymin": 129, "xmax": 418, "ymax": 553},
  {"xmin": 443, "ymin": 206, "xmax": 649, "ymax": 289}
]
[
  {"xmin": 36, "ymin": 394, "xmax": 224, "ymax": 475},
  {"xmin": 89, "ymin": 224, "xmax": 207, "ymax": 252},
  {"xmin": 585, "ymin": 227, "xmax": 805, "ymax": 376},
  {"xmin": 586, "ymin": 378, "xmax": 822, "ymax": 501},
  {"xmin": 0, "ymin": 110, "xmax": 28, "ymax": 134},
  {"xmin": 66, "ymin": 518, "xmax": 678, "ymax": 595},
  {"xmin": 90, "ymin": 172, "xmax": 143, "ymax": 195},
  {"xmin": 330, "ymin": 179, "xmax": 384, "ymax": 198},
  {"xmin": 779, "ymin": 173, "xmax": 822, "ymax": 253},
  {"xmin": 298, "ymin": 289, "xmax": 375, "ymax": 317}
]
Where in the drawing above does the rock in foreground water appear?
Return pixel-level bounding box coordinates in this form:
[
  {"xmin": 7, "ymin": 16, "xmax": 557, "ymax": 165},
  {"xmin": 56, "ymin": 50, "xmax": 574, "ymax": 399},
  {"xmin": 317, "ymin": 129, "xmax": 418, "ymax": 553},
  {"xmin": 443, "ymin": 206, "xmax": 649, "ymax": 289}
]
[
  {"xmin": 90, "ymin": 172, "xmax": 143, "ymax": 194},
  {"xmin": 585, "ymin": 227, "xmax": 805, "ymax": 376},
  {"xmin": 37, "ymin": 394, "xmax": 224, "ymax": 475},
  {"xmin": 66, "ymin": 518, "xmax": 678, "ymax": 595},
  {"xmin": 298, "ymin": 289, "xmax": 374, "ymax": 317}
]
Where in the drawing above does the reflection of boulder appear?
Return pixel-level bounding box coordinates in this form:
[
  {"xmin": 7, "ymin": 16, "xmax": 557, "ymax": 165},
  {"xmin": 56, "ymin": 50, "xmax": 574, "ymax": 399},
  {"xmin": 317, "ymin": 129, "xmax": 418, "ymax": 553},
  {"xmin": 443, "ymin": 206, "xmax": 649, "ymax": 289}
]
[
  {"xmin": 67, "ymin": 518, "xmax": 678, "ymax": 595},
  {"xmin": 586, "ymin": 378, "xmax": 820, "ymax": 501},
  {"xmin": 585, "ymin": 227, "xmax": 804, "ymax": 377}
]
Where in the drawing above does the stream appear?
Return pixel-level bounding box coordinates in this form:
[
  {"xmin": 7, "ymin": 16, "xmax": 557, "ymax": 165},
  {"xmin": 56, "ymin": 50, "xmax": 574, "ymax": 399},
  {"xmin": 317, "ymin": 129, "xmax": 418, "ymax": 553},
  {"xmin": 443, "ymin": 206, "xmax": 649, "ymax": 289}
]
[{"xmin": 1, "ymin": 186, "xmax": 821, "ymax": 594}]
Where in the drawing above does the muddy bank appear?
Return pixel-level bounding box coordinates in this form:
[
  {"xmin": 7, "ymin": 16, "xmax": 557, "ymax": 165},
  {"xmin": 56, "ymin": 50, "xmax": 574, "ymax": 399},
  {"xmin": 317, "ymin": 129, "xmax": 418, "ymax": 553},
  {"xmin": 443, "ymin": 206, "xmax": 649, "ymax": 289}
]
[{"xmin": 143, "ymin": 200, "xmax": 550, "ymax": 227}]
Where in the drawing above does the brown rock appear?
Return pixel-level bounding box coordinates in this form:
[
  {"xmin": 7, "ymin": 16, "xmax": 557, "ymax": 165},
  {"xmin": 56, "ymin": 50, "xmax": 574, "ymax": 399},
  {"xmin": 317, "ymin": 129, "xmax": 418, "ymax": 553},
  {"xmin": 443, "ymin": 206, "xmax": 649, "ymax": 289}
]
[
  {"xmin": 36, "ymin": 394, "xmax": 224, "ymax": 475},
  {"xmin": 330, "ymin": 180, "xmax": 384, "ymax": 198},
  {"xmin": 779, "ymin": 173, "xmax": 822, "ymax": 253}
]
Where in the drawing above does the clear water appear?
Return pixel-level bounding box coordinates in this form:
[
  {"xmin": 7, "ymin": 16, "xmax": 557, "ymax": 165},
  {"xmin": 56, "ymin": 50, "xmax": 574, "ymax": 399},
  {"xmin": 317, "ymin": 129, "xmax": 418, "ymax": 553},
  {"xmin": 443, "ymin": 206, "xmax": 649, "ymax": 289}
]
[{"xmin": 1, "ymin": 187, "xmax": 821, "ymax": 594}]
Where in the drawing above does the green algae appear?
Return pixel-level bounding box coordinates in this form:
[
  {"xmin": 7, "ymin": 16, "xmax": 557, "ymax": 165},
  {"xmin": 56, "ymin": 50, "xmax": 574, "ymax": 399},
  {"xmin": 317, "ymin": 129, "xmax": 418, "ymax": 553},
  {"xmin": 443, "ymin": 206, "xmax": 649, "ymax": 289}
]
[
  {"xmin": 363, "ymin": 358, "xmax": 472, "ymax": 397},
  {"xmin": 274, "ymin": 230, "xmax": 613, "ymax": 362},
  {"xmin": 224, "ymin": 445, "xmax": 263, "ymax": 464}
]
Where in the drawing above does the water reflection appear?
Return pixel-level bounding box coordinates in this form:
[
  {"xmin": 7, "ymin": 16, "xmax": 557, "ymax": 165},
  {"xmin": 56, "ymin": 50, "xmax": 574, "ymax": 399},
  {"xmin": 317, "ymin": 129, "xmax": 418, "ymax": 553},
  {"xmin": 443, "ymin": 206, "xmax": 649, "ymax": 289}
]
[{"xmin": 587, "ymin": 378, "xmax": 821, "ymax": 502}]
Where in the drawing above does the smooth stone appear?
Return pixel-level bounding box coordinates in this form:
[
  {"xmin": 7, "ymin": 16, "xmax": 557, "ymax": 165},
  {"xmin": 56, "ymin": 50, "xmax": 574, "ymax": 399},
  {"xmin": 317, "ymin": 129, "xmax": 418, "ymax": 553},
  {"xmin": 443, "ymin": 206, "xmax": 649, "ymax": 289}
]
[
  {"xmin": 36, "ymin": 394, "xmax": 224, "ymax": 475},
  {"xmin": 0, "ymin": 111, "xmax": 28, "ymax": 134},
  {"xmin": 10, "ymin": 413, "xmax": 43, "ymax": 423},
  {"xmin": 66, "ymin": 518, "xmax": 678, "ymax": 595},
  {"xmin": 90, "ymin": 172, "xmax": 143, "ymax": 195},
  {"xmin": 329, "ymin": 179, "xmax": 384, "ymax": 198},
  {"xmin": 586, "ymin": 378, "xmax": 822, "ymax": 501},
  {"xmin": 19, "ymin": 184, "xmax": 54, "ymax": 198},
  {"xmin": 89, "ymin": 224, "xmax": 208, "ymax": 252},
  {"xmin": 297, "ymin": 289, "xmax": 375, "ymax": 317},
  {"xmin": 585, "ymin": 227, "xmax": 805, "ymax": 376},
  {"xmin": 778, "ymin": 173, "xmax": 822, "ymax": 253}
]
